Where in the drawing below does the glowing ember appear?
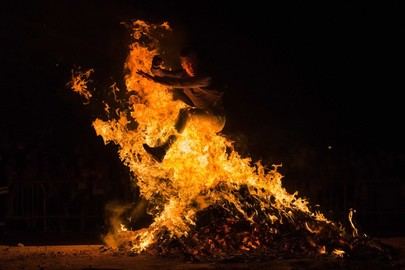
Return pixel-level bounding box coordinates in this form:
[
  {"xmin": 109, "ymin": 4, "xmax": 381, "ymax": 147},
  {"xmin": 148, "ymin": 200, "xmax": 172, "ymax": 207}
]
[{"xmin": 69, "ymin": 20, "xmax": 375, "ymax": 260}]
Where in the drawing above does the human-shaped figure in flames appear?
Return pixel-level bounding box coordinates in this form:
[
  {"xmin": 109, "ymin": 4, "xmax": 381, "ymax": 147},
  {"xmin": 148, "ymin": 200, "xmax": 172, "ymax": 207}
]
[{"xmin": 137, "ymin": 47, "xmax": 226, "ymax": 162}]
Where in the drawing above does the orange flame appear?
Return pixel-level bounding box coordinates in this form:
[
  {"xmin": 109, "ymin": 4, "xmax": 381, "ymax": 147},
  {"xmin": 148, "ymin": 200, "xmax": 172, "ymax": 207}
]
[
  {"xmin": 69, "ymin": 68, "xmax": 94, "ymax": 104},
  {"xmin": 73, "ymin": 20, "xmax": 347, "ymax": 255}
]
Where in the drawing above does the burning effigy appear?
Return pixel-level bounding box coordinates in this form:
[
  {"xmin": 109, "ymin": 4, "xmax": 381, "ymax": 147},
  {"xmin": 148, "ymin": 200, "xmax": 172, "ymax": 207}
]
[{"xmin": 69, "ymin": 20, "xmax": 388, "ymax": 261}]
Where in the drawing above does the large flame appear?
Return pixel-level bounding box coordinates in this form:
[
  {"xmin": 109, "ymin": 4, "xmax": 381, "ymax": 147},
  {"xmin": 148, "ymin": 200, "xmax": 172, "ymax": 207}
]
[{"xmin": 71, "ymin": 20, "xmax": 352, "ymax": 256}]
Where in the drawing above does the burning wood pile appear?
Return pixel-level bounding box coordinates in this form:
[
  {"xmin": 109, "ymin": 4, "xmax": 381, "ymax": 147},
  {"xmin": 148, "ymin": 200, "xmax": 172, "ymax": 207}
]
[
  {"xmin": 69, "ymin": 20, "xmax": 394, "ymax": 263},
  {"xmin": 114, "ymin": 183, "xmax": 390, "ymax": 262}
]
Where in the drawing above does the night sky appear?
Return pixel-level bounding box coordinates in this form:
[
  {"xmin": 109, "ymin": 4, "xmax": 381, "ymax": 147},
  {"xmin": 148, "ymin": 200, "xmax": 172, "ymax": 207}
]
[{"xmin": 1, "ymin": 1, "xmax": 403, "ymax": 237}]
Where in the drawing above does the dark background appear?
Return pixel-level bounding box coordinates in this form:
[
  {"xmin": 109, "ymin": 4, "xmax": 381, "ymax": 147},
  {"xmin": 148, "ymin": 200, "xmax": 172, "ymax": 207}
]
[{"xmin": 0, "ymin": 1, "xmax": 403, "ymax": 244}]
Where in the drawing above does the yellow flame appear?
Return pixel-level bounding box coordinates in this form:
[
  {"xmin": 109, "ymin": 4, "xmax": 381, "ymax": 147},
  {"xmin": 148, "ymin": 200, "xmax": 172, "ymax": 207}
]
[
  {"xmin": 348, "ymin": 208, "xmax": 359, "ymax": 237},
  {"xmin": 120, "ymin": 224, "xmax": 128, "ymax": 232},
  {"xmin": 332, "ymin": 249, "xmax": 345, "ymax": 257},
  {"xmin": 70, "ymin": 20, "xmax": 344, "ymax": 253}
]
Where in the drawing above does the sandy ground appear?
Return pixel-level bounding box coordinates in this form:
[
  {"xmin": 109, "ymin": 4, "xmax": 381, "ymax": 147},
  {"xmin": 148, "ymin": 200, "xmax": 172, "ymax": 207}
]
[{"xmin": 0, "ymin": 238, "xmax": 403, "ymax": 270}]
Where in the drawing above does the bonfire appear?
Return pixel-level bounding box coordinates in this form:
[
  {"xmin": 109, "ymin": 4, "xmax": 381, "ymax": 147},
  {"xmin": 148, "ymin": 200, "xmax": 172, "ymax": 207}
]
[{"xmin": 69, "ymin": 20, "xmax": 389, "ymax": 262}]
